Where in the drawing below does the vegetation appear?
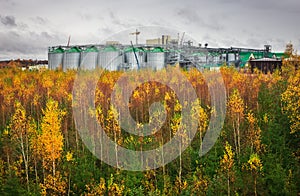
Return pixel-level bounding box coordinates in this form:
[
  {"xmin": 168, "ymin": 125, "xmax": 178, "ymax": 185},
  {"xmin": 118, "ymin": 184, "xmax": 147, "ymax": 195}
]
[{"xmin": 0, "ymin": 61, "xmax": 299, "ymax": 195}]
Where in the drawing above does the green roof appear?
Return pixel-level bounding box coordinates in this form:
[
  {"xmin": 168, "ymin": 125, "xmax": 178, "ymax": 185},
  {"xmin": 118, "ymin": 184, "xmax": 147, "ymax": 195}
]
[
  {"xmin": 50, "ymin": 47, "xmax": 64, "ymax": 53},
  {"xmin": 84, "ymin": 46, "xmax": 99, "ymax": 52},
  {"xmin": 66, "ymin": 47, "xmax": 81, "ymax": 53},
  {"xmin": 239, "ymin": 52, "xmax": 252, "ymax": 62},
  {"xmin": 149, "ymin": 47, "xmax": 165, "ymax": 52},
  {"xmin": 102, "ymin": 45, "xmax": 118, "ymax": 52}
]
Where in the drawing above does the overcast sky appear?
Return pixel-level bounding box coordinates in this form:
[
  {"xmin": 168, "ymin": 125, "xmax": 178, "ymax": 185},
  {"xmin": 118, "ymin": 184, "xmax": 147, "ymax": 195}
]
[{"xmin": 1, "ymin": 0, "xmax": 300, "ymax": 60}]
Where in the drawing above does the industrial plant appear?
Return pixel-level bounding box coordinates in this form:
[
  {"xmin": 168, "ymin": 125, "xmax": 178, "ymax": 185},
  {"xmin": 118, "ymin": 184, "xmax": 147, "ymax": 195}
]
[{"xmin": 48, "ymin": 32, "xmax": 287, "ymax": 73}]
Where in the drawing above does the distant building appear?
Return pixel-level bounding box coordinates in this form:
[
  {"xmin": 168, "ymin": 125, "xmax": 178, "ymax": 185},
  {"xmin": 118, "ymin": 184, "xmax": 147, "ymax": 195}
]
[{"xmin": 105, "ymin": 41, "xmax": 121, "ymax": 45}]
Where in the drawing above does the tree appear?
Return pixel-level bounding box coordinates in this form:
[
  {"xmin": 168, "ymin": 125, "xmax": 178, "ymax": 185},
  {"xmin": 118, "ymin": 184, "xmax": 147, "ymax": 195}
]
[
  {"xmin": 246, "ymin": 112, "xmax": 262, "ymax": 154},
  {"xmin": 219, "ymin": 142, "xmax": 235, "ymax": 196},
  {"xmin": 38, "ymin": 98, "xmax": 66, "ymax": 195},
  {"xmin": 282, "ymin": 71, "xmax": 300, "ymax": 134},
  {"xmin": 245, "ymin": 153, "xmax": 263, "ymax": 196},
  {"xmin": 9, "ymin": 101, "xmax": 32, "ymax": 192},
  {"xmin": 227, "ymin": 89, "xmax": 244, "ymax": 157}
]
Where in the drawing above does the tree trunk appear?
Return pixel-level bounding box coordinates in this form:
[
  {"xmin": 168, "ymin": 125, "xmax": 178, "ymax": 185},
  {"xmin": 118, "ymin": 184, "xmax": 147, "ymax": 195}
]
[{"xmin": 227, "ymin": 170, "xmax": 230, "ymax": 196}]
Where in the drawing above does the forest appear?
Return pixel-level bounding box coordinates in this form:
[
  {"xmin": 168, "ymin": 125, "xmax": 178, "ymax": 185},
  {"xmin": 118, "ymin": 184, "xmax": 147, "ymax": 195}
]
[{"xmin": 0, "ymin": 57, "xmax": 299, "ymax": 195}]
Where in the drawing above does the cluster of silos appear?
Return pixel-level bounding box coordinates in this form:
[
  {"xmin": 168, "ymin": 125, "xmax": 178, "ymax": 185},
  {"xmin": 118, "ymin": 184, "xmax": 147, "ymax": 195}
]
[
  {"xmin": 48, "ymin": 45, "xmax": 169, "ymax": 71},
  {"xmin": 98, "ymin": 45, "xmax": 123, "ymax": 71}
]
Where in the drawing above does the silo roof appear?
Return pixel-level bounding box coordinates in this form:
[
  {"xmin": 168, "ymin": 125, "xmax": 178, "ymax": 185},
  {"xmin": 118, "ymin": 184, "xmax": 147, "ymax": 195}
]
[
  {"xmin": 50, "ymin": 47, "xmax": 64, "ymax": 53},
  {"xmin": 84, "ymin": 46, "xmax": 99, "ymax": 52},
  {"xmin": 66, "ymin": 47, "xmax": 81, "ymax": 53},
  {"xmin": 102, "ymin": 45, "xmax": 118, "ymax": 52},
  {"xmin": 150, "ymin": 47, "xmax": 165, "ymax": 52}
]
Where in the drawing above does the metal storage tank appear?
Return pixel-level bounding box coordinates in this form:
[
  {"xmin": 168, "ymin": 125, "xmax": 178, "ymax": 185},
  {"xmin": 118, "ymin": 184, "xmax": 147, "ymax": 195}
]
[
  {"xmin": 147, "ymin": 47, "xmax": 166, "ymax": 70},
  {"xmin": 98, "ymin": 45, "xmax": 122, "ymax": 71},
  {"xmin": 48, "ymin": 47, "xmax": 64, "ymax": 70},
  {"xmin": 63, "ymin": 47, "xmax": 81, "ymax": 70},
  {"xmin": 125, "ymin": 47, "xmax": 146, "ymax": 70},
  {"xmin": 80, "ymin": 46, "xmax": 98, "ymax": 70}
]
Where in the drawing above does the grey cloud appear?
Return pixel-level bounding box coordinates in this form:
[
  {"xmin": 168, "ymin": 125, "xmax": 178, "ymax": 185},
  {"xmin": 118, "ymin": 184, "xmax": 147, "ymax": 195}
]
[
  {"xmin": 0, "ymin": 30, "xmax": 65, "ymax": 60},
  {"xmin": 0, "ymin": 15, "xmax": 17, "ymax": 26},
  {"xmin": 176, "ymin": 8, "xmax": 223, "ymax": 31}
]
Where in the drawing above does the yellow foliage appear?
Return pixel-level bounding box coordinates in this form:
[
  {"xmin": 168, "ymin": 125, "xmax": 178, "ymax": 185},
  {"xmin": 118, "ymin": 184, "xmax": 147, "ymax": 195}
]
[
  {"xmin": 38, "ymin": 99, "xmax": 65, "ymax": 170},
  {"xmin": 40, "ymin": 172, "xmax": 67, "ymax": 196},
  {"xmin": 220, "ymin": 142, "xmax": 235, "ymax": 172},
  {"xmin": 282, "ymin": 70, "xmax": 300, "ymax": 134},
  {"xmin": 66, "ymin": 151, "xmax": 74, "ymax": 162},
  {"xmin": 246, "ymin": 153, "xmax": 263, "ymax": 173},
  {"xmin": 228, "ymin": 89, "xmax": 244, "ymax": 117}
]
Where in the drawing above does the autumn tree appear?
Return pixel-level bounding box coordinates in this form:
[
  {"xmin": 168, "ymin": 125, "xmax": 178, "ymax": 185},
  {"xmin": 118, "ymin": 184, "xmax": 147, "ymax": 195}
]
[
  {"xmin": 219, "ymin": 142, "xmax": 235, "ymax": 196},
  {"xmin": 244, "ymin": 153, "xmax": 263, "ymax": 196},
  {"xmin": 246, "ymin": 112, "xmax": 262, "ymax": 154},
  {"xmin": 227, "ymin": 89, "xmax": 244, "ymax": 158},
  {"xmin": 9, "ymin": 101, "xmax": 32, "ymax": 192},
  {"xmin": 282, "ymin": 70, "xmax": 300, "ymax": 134},
  {"xmin": 37, "ymin": 98, "xmax": 66, "ymax": 195}
]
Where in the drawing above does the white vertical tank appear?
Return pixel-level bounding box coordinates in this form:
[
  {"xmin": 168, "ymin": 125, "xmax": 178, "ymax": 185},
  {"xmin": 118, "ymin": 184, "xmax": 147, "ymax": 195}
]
[
  {"xmin": 125, "ymin": 47, "xmax": 146, "ymax": 70},
  {"xmin": 146, "ymin": 47, "xmax": 166, "ymax": 70},
  {"xmin": 63, "ymin": 47, "xmax": 81, "ymax": 70},
  {"xmin": 80, "ymin": 46, "xmax": 98, "ymax": 70},
  {"xmin": 48, "ymin": 47, "xmax": 64, "ymax": 70},
  {"xmin": 98, "ymin": 45, "xmax": 122, "ymax": 71}
]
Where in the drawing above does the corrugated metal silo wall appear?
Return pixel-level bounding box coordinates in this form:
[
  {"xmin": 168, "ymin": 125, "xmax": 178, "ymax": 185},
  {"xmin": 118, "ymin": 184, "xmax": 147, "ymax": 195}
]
[
  {"xmin": 48, "ymin": 52, "xmax": 63, "ymax": 70},
  {"xmin": 125, "ymin": 51, "xmax": 146, "ymax": 70},
  {"xmin": 80, "ymin": 52, "xmax": 98, "ymax": 70},
  {"xmin": 98, "ymin": 51, "xmax": 122, "ymax": 71},
  {"xmin": 147, "ymin": 52, "xmax": 165, "ymax": 70},
  {"xmin": 63, "ymin": 52, "xmax": 80, "ymax": 71}
]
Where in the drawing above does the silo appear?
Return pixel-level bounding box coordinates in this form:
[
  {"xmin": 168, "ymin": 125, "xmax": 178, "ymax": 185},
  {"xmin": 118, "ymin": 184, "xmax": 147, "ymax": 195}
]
[
  {"xmin": 48, "ymin": 47, "xmax": 64, "ymax": 70},
  {"xmin": 80, "ymin": 46, "xmax": 98, "ymax": 70},
  {"xmin": 63, "ymin": 47, "xmax": 81, "ymax": 70},
  {"xmin": 147, "ymin": 47, "xmax": 166, "ymax": 70},
  {"xmin": 125, "ymin": 47, "xmax": 146, "ymax": 70},
  {"xmin": 98, "ymin": 45, "xmax": 122, "ymax": 71}
]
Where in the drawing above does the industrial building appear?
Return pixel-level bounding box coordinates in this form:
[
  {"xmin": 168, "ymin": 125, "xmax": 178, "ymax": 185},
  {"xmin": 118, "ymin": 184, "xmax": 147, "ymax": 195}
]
[{"xmin": 48, "ymin": 35, "xmax": 287, "ymax": 72}]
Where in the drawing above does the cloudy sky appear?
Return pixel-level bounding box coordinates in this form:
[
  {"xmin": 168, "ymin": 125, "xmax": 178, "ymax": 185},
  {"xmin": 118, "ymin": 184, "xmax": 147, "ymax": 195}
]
[{"xmin": 0, "ymin": 0, "xmax": 300, "ymax": 60}]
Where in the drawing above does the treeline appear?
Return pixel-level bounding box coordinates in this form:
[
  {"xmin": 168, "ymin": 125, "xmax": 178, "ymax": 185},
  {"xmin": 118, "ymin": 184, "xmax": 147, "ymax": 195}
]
[{"xmin": 0, "ymin": 63, "xmax": 299, "ymax": 195}]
